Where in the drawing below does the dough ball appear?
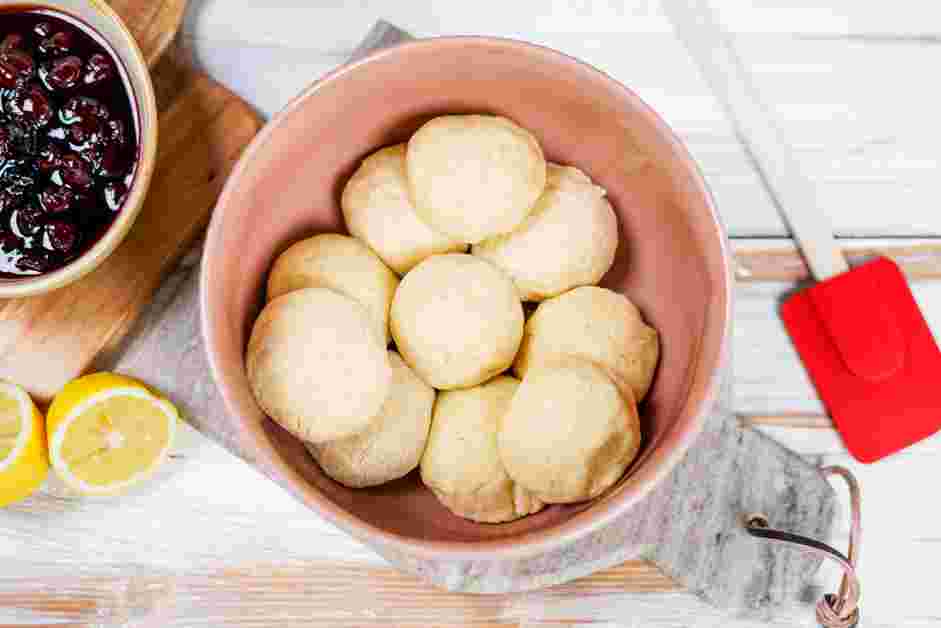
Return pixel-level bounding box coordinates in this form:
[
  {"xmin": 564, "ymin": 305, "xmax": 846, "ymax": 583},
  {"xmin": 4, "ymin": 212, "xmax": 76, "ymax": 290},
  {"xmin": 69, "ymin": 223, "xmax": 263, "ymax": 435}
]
[
  {"xmin": 307, "ymin": 352, "xmax": 435, "ymax": 488},
  {"xmin": 246, "ymin": 288, "xmax": 391, "ymax": 443},
  {"xmin": 420, "ymin": 376, "xmax": 544, "ymax": 523},
  {"xmin": 472, "ymin": 164, "xmax": 618, "ymax": 301},
  {"xmin": 266, "ymin": 233, "xmax": 398, "ymax": 345},
  {"xmin": 342, "ymin": 144, "xmax": 467, "ymax": 275},
  {"xmin": 391, "ymin": 254, "xmax": 524, "ymax": 390},
  {"xmin": 499, "ymin": 356, "xmax": 641, "ymax": 504},
  {"xmin": 515, "ymin": 286, "xmax": 660, "ymax": 401},
  {"xmin": 406, "ymin": 115, "xmax": 547, "ymax": 244}
]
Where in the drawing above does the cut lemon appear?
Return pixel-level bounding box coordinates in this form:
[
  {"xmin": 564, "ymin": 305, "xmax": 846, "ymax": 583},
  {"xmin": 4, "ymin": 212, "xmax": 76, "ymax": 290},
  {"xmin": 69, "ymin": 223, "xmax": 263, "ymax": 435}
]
[
  {"xmin": 47, "ymin": 373, "xmax": 178, "ymax": 495},
  {"xmin": 0, "ymin": 381, "xmax": 49, "ymax": 507}
]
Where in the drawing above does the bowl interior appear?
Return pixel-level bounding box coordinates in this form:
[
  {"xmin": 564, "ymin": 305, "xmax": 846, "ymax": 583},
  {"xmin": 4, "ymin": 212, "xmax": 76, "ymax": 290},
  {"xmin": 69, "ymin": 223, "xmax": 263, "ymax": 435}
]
[
  {"xmin": 0, "ymin": 1, "xmax": 157, "ymax": 297},
  {"xmin": 204, "ymin": 38, "xmax": 730, "ymax": 549}
]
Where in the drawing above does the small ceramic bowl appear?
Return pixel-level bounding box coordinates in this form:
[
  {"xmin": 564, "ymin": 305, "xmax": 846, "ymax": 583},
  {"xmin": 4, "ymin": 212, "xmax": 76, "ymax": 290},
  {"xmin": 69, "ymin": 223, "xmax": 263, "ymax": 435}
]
[
  {"xmin": 201, "ymin": 38, "xmax": 732, "ymax": 562},
  {"xmin": 0, "ymin": 0, "xmax": 158, "ymax": 298}
]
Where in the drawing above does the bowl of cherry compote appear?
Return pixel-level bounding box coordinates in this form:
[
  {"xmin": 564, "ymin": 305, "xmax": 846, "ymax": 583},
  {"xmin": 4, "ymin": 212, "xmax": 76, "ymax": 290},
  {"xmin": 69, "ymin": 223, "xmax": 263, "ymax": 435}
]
[{"xmin": 0, "ymin": 3, "xmax": 156, "ymax": 297}]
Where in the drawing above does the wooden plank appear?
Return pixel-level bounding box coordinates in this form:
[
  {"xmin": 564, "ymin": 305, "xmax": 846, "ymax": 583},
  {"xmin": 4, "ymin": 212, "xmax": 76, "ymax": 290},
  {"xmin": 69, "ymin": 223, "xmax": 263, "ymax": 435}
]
[
  {"xmin": 743, "ymin": 413, "xmax": 831, "ymax": 429},
  {"xmin": 2, "ymin": 4, "xmax": 938, "ymax": 627},
  {"xmin": 734, "ymin": 278, "xmax": 941, "ymax": 414},
  {"xmin": 182, "ymin": 0, "xmax": 941, "ymax": 43},
  {"xmin": 0, "ymin": 562, "xmax": 679, "ymax": 620},
  {"xmin": 0, "ymin": 60, "xmax": 262, "ymax": 402},
  {"xmin": 108, "ymin": 0, "xmax": 187, "ymax": 67},
  {"xmin": 2, "ymin": 417, "xmax": 939, "ymax": 627},
  {"xmin": 734, "ymin": 238, "xmax": 941, "ymax": 281},
  {"xmin": 0, "ymin": 561, "xmax": 677, "ymax": 626},
  {"xmin": 183, "ymin": 24, "xmax": 941, "ymax": 238}
]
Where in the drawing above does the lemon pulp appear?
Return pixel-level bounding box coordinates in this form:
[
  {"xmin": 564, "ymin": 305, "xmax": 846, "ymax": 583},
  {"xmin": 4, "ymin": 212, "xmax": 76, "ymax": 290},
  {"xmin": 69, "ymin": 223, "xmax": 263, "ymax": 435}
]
[
  {"xmin": 48, "ymin": 373, "xmax": 177, "ymax": 495},
  {"xmin": 0, "ymin": 381, "xmax": 49, "ymax": 507},
  {"xmin": 0, "ymin": 393, "xmax": 21, "ymax": 462}
]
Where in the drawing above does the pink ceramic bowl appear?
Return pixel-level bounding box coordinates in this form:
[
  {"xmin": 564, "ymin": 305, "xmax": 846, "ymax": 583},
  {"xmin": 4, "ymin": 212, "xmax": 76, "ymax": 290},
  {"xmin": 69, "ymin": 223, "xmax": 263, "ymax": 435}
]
[{"xmin": 201, "ymin": 37, "xmax": 732, "ymax": 561}]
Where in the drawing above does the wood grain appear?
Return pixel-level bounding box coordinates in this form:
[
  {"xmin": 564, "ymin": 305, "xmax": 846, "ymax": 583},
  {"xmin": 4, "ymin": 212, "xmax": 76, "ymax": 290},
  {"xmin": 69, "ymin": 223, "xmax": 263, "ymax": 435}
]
[
  {"xmin": 743, "ymin": 413, "xmax": 832, "ymax": 429},
  {"xmin": 0, "ymin": 561, "xmax": 677, "ymax": 627},
  {"xmin": 734, "ymin": 238, "xmax": 941, "ymax": 281},
  {"xmin": 0, "ymin": 58, "xmax": 262, "ymax": 402},
  {"xmin": 108, "ymin": 0, "xmax": 188, "ymax": 67},
  {"xmin": 1, "ymin": 3, "xmax": 938, "ymax": 627},
  {"xmin": 186, "ymin": 3, "xmax": 941, "ymax": 239}
]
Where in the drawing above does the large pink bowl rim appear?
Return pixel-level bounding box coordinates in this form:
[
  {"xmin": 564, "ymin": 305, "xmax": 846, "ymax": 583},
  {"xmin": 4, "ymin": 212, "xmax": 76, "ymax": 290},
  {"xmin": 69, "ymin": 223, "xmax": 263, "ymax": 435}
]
[{"xmin": 201, "ymin": 36, "xmax": 733, "ymax": 561}]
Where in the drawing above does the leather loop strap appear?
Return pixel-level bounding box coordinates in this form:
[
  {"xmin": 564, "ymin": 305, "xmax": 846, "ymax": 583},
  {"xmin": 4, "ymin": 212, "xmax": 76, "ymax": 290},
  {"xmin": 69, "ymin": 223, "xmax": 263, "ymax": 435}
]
[{"xmin": 745, "ymin": 466, "xmax": 861, "ymax": 628}]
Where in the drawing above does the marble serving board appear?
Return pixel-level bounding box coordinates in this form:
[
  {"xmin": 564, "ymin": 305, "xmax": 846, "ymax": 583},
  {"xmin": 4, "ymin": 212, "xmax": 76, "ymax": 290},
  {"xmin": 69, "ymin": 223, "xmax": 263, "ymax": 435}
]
[{"xmin": 98, "ymin": 21, "xmax": 838, "ymax": 615}]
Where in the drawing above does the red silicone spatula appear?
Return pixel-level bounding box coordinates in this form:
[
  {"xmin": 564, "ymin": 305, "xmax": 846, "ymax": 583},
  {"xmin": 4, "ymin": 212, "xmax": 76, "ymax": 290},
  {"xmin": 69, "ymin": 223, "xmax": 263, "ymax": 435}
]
[{"xmin": 666, "ymin": 0, "xmax": 941, "ymax": 463}]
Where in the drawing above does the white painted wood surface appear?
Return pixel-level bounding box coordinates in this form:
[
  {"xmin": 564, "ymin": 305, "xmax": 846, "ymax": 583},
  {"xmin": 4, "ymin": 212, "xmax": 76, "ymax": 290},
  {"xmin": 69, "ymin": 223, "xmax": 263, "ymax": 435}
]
[{"xmin": 3, "ymin": 2, "xmax": 941, "ymax": 626}]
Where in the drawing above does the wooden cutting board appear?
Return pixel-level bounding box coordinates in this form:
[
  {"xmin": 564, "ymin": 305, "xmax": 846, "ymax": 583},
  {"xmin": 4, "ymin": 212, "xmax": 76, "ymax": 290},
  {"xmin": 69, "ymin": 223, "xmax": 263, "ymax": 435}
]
[{"xmin": 0, "ymin": 0, "xmax": 263, "ymax": 402}]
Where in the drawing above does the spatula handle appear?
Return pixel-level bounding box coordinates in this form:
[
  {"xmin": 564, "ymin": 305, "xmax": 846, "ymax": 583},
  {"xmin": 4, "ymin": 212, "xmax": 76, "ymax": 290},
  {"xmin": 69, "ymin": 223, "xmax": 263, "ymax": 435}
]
[{"xmin": 662, "ymin": 0, "xmax": 848, "ymax": 281}]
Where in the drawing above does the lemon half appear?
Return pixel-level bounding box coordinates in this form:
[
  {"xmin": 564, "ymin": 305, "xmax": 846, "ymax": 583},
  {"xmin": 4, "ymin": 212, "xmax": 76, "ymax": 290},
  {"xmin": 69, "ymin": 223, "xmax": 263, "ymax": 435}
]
[
  {"xmin": 0, "ymin": 381, "xmax": 49, "ymax": 507},
  {"xmin": 47, "ymin": 373, "xmax": 178, "ymax": 495}
]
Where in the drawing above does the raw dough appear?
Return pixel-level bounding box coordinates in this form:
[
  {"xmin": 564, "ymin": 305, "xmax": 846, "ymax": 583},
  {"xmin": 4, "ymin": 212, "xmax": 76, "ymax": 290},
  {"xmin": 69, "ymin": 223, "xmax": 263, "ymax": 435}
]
[
  {"xmin": 499, "ymin": 356, "xmax": 641, "ymax": 503},
  {"xmin": 515, "ymin": 286, "xmax": 659, "ymax": 401},
  {"xmin": 308, "ymin": 352, "xmax": 435, "ymax": 488},
  {"xmin": 406, "ymin": 114, "xmax": 546, "ymax": 243},
  {"xmin": 342, "ymin": 144, "xmax": 467, "ymax": 275},
  {"xmin": 420, "ymin": 376, "xmax": 544, "ymax": 523},
  {"xmin": 246, "ymin": 288, "xmax": 391, "ymax": 443},
  {"xmin": 391, "ymin": 253, "xmax": 524, "ymax": 390},
  {"xmin": 266, "ymin": 233, "xmax": 398, "ymax": 345},
  {"xmin": 473, "ymin": 164, "xmax": 618, "ymax": 301}
]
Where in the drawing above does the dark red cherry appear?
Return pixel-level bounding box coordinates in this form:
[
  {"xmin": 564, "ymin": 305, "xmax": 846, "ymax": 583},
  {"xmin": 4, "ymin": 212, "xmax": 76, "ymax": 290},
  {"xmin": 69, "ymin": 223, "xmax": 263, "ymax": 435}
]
[
  {"xmin": 6, "ymin": 83, "xmax": 53, "ymax": 128},
  {"xmin": 16, "ymin": 249, "xmax": 52, "ymax": 273},
  {"xmin": 44, "ymin": 219, "xmax": 78, "ymax": 253},
  {"xmin": 38, "ymin": 31, "xmax": 72, "ymax": 56},
  {"xmin": 39, "ymin": 186, "xmax": 73, "ymax": 213},
  {"xmin": 37, "ymin": 144, "xmax": 62, "ymax": 171},
  {"xmin": 13, "ymin": 204, "xmax": 43, "ymax": 236},
  {"xmin": 1, "ymin": 161, "xmax": 36, "ymax": 196},
  {"xmin": 0, "ymin": 49, "xmax": 35, "ymax": 87},
  {"xmin": 0, "ymin": 126, "xmax": 12, "ymax": 161},
  {"xmin": 83, "ymin": 53, "xmax": 113, "ymax": 85},
  {"xmin": 54, "ymin": 153, "xmax": 92, "ymax": 190},
  {"xmin": 104, "ymin": 119, "xmax": 126, "ymax": 145},
  {"xmin": 0, "ymin": 231, "xmax": 22, "ymax": 253},
  {"xmin": 1, "ymin": 34, "xmax": 24, "ymax": 52},
  {"xmin": 59, "ymin": 95, "xmax": 109, "ymax": 125},
  {"xmin": 33, "ymin": 23, "xmax": 52, "ymax": 39},
  {"xmin": 68, "ymin": 119, "xmax": 102, "ymax": 150},
  {"xmin": 97, "ymin": 143, "xmax": 129, "ymax": 178},
  {"xmin": 103, "ymin": 181, "xmax": 128, "ymax": 212},
  {"xmin": 40, "ymin": 55, "xmax": 82, "ymax": 90},
  {"xmin": 0, "ymin": 192, "xmax": 15, "ymax": 213}
]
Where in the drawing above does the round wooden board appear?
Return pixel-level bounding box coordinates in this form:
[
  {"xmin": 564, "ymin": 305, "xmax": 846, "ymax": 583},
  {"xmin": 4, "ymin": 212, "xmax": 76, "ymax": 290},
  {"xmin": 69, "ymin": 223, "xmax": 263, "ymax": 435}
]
[{"xmin": 107, "ymin": 0, "xmax": 187, "ymax": 67}]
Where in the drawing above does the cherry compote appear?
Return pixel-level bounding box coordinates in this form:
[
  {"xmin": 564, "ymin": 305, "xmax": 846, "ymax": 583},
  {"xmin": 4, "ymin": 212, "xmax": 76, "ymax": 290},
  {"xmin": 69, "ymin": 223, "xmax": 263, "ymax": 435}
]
[{"xmin": 0, "ymin": 8, "xmax": 139, "ymax": 277}]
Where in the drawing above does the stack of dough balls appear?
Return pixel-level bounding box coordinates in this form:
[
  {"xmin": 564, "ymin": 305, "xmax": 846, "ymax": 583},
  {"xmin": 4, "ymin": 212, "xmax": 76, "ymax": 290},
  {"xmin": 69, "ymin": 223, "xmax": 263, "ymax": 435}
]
[{"xmin": 245, "ymin": 113, "xmax": 660, "ymax": 523}]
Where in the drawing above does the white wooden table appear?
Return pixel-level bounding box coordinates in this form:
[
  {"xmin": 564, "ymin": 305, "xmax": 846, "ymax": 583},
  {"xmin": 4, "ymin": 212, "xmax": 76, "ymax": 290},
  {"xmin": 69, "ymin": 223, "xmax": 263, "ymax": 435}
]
[{"xmin": 3, "ymin": 1, "xmax": 940, "ymax": 626}]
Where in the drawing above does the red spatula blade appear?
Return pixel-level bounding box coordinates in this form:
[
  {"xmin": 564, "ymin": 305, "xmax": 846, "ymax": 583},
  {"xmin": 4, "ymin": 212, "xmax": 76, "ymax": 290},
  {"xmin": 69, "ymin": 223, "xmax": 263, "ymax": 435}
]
[{"xmin": 782, "ymin": 257, "xmax": 941, "ymax": 463}]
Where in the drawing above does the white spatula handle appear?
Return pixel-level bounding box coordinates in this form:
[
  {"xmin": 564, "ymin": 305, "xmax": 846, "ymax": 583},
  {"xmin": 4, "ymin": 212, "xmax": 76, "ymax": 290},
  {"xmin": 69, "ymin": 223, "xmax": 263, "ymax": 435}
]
[{"xmin": 662, "ymin": 0, "xmax": 848, "ymax": 281}]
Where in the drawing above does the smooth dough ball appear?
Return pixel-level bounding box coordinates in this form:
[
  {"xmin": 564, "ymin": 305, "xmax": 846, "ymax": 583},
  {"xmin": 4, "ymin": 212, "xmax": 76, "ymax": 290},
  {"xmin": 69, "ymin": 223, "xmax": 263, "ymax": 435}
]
[
  {"xmin": 515, "ymin": 286, "xmax": 660, "ymax": 402},
  {"xmin": 406, "ymin": 115, "xmax": 547, "ymax": 244},
  {"xmin": 341, "ymin": 144, "xmax": 467, "ymax": 275},
  {"xmin": 391, "ymin": 254, "xmax": 524, "ymax": 390},
  {"xmin": 246, "ymin": 288, "xmax": 391, "ymax": 443},
  {"xmin": 499, "ymin": 356, "xmax": 641, "ymax": 504},
  {"xmin": 420, "ymin": 376, "xmax": 544, "ymax": 522},
  {"xmin": 307, "ymin": 352, "xmax": 435, "ymax": 488},
  {"xmin": 472, "ymin": 164, "xmax": 618, "ymax": 301},
  {"xmin": 266, "ymin": 234, "xmax": 398, "ymax": 345}
]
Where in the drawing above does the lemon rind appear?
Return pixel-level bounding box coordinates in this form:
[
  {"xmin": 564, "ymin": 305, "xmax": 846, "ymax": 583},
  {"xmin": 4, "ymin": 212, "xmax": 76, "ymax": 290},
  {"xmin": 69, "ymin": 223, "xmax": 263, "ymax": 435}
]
[{"xmin": 0, "ymin": 380, "xmax": 36, "ymax": 474}]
